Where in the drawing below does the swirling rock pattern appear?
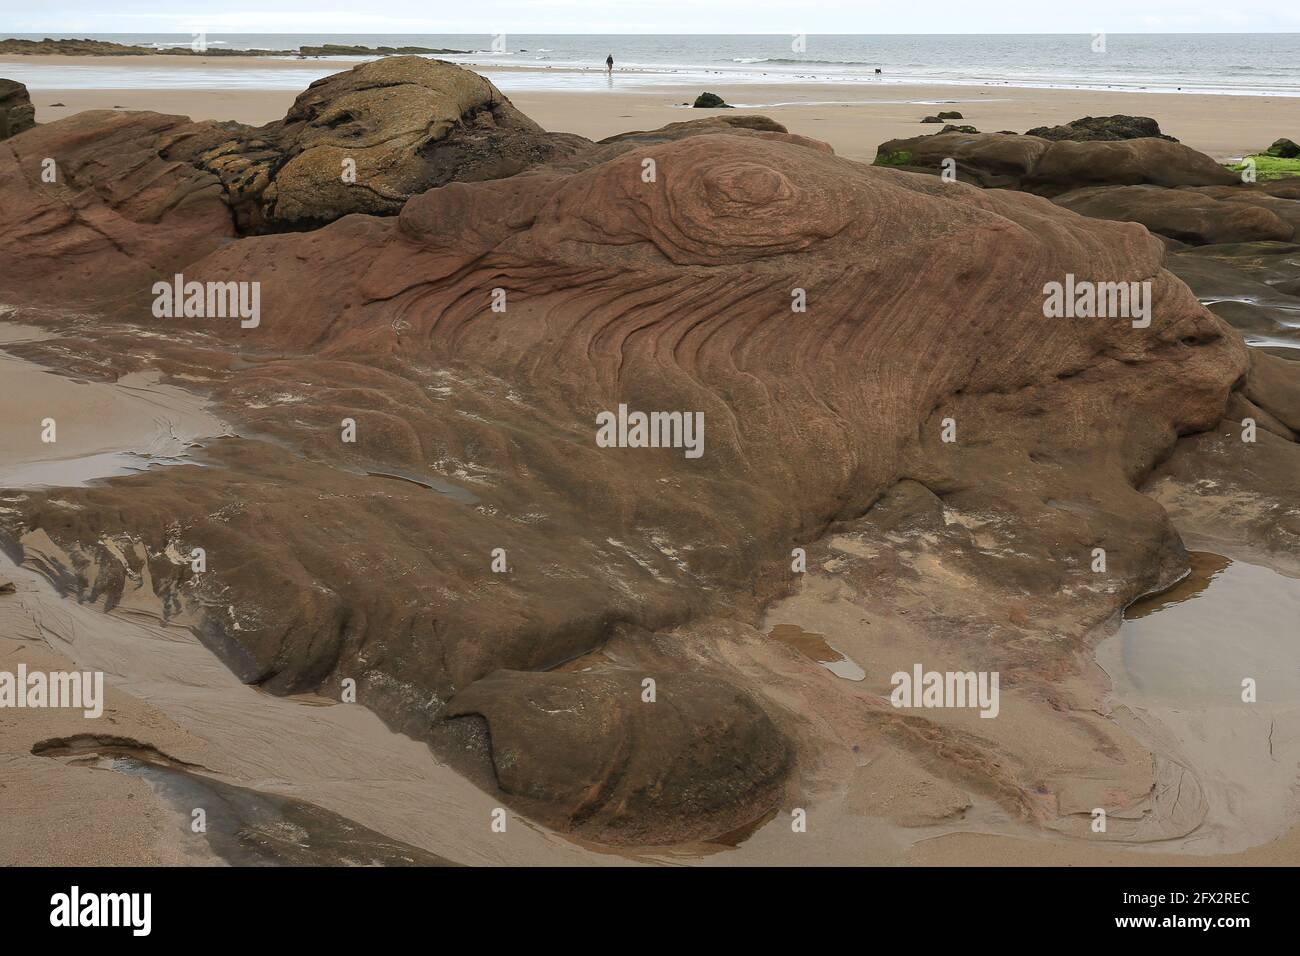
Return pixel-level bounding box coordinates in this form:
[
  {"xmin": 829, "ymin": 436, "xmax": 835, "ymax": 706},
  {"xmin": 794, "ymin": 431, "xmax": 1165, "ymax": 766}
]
[{"xmin": 1, "ymin": 65, "xmax": 1295, "ymax": 847}]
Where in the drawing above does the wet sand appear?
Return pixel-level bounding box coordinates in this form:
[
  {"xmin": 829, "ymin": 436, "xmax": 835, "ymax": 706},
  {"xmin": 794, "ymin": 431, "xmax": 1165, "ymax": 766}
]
[
  {"xmin": 1095, "ymin": 553, "xmax": 1300, "ymax": 853},
  {"xmin": 0, "ymin": 549, "xmax": 619, "ymax": 866},
  {"xmin": 6, "ymin": 54, "xmax": 1299, "ymax": 161},
  {"xmin": 0, "ymin": 322, "xmax": 230, "ymax": 489}
]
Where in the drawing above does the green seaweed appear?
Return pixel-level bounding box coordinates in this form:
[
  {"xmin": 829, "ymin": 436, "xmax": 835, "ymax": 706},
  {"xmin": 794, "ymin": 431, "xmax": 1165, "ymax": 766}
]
[
  {"xmin": 874, "ymin": 149, "xmax": 913, "ymax": 168},
  {"xmin": 1226, "ymin": 154, "xmax": 1300, "ymax": 181}
]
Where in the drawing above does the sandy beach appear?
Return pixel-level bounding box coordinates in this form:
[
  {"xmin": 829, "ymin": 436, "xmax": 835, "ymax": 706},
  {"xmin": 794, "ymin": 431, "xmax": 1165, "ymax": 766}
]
[{"xmin": 6, "ymin": 54, "xmax": 1300, "ymax": 161}]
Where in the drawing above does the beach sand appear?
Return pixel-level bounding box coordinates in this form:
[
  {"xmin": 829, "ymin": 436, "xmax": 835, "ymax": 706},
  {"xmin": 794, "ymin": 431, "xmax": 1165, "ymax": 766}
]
[{"xmin": 6, "ymin": 54, "xmax": 1300, "ymax": 161}]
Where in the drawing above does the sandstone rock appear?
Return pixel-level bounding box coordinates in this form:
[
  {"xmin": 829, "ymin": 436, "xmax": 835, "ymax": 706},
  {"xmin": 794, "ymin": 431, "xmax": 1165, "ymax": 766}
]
[
  {"xmin": 1024, "ymin": 114, "xmax": 1177, "ymax": 142},
  {"xmin": 447, "ymin": 668, "xmax": 792, "ymax": 844},
  {"xmin": 597, "ymin": 113, "xmax": 790, "ymax": 145},
  {"xmin": 1024, "ymin": 138, "xmax": 1239, "ymax": 195},
  {"xmin": 0, "ymin": 125, "xmax": 1253, "ymax": 843},
  {"xmin": 0, "ymin": 78, "xmax": 35, "ymax": 139},
  {"xmin": 172, "ymin": 56, "xmax": 590, "ymax": 231},
  {"xmin": 0, "ymin": 58, "xmax": 593, "ymax": 301},
  {"xmin": 1166, "ymin": 242, "xmax": 1300, "ymax": 350},
  {"xmin": 1052, "ymin": 185, "xmax": 1295, "ymax": 245},
  {"xmin": 1182, "ymin": 184, "xmax": 1300, "ymax": 235},
  {"xmin": 0, "ymin": 110, "xmax": 235, "ymax": 302},
  {"xmin": 876, "ymin": 131, "xmax": 1240, "ymax": 195}
]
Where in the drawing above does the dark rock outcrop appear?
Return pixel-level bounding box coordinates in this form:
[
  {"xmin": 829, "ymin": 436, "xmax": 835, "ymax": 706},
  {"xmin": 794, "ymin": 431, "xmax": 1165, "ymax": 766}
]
[
  {"xmin": 1024, "ymin": 115, "xmax": 1177, "ymax": 143},
  {"xmin": 0, "ymin": 79, "xmax": 35, "ymax": 139},
  {"xmin": 1264, "ymin": 137, "xmax": 1300, "ymax": 159},
  {"xmin": 0, "ymin": 37, "xmax": 466, "ymax": 57},
  {"xmin": 692, "ymin": 92, "xmax": 732, "ymax": 109}
]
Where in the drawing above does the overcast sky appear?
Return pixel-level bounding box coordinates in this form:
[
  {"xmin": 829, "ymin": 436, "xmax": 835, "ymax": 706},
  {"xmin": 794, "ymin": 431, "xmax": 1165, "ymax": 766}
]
[{"xmin": 3, "ymin": 1, "xmax": 1298, "ymax": 35}]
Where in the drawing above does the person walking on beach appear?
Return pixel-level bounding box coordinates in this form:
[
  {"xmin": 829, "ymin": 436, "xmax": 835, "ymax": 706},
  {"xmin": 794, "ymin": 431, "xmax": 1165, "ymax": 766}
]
[{"xmin": 606, "ymin": 54, "xmax": 614, "ymax": 74}]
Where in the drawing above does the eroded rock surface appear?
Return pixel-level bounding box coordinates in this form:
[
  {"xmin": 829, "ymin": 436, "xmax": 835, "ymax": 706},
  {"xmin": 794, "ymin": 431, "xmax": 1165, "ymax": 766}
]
[
  {"xmin": 1053, "ymin": 185, "xmax": 1296, "ymax": 245},
  {"xmin": 0, "ymin": 79, "xmax": 35, "ymax": 140},
  {"xmin": 1, "ymin": 66, "xmax": 1296, "ymax": 850},
  {"xmin": 173, "ymin": 56, "xmax": 591, "ymax": 231},
  {"xmin": 875, "ymin": 131, "xmax": 1239, "ymax": 194}
]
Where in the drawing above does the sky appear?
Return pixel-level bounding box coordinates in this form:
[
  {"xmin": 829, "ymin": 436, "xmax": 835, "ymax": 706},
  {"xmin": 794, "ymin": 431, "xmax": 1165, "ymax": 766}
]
[{"xmin": 2, "ymin": 1, "xmax": 1298, "ymax": 36}]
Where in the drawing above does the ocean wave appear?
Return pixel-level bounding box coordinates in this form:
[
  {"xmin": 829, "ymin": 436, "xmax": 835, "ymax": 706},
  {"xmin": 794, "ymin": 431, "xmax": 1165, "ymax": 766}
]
[{"xmin": 729, "ymin": 57, "xmax": 880, "ymax": 66}]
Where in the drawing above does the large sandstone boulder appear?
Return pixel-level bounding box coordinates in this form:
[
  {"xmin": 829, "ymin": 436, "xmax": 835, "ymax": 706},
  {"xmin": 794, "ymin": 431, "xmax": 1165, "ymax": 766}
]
[
  {"xmin": 0, "ymin": 78, "xmax": 36, "ymax": 139},
  {"xmin": 1052, "ymin": 185, "xmax": 1295, "ymax": 245},
  {"xmin": 0, "ymin": 126, "xmax": 1255, "ymax": 843},
  {"xmin": 875, "ymin": 131, "xmax": 1240, "ymax": 195},
  {"xmin": 1024, "ymin": 114, "xmax": 1177, "ymax": 143},
  {"xmin": 169, "ymin": 56, "xmax": 590, "ymax": 231}
]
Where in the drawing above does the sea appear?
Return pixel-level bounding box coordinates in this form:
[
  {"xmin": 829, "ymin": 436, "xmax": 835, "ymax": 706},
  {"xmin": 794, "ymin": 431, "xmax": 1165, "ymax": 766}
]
[{"xmin": 3, "ymin": 33, "xmax": 1300, "ymax": 97}]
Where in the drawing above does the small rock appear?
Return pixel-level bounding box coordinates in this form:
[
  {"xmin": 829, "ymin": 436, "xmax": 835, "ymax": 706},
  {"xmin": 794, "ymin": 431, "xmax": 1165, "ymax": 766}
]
[
  {"xmin": 0, "ymin": 581, "xmax": 16, "ymax": 595},
  {"xmin": 937, "ymin": 110, "xmax": 963, "ymax": 120},
  {"xmin": 921, "ymin": 116, "xmax": 942, "ymax": 124},
  {"xmin": 1264, "ymin": 138, "xmax": 1300, "ymax": 159},
  {"xmin": 693, "ymin": 92, "xmax": 732, "ymax": 109}
]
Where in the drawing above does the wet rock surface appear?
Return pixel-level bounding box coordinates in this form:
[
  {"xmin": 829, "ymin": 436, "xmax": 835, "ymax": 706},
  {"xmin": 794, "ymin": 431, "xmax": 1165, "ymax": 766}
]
[
  {"xmin": 1052, "ymin": 185, "xmax": 1296, "ymax": 245},
  {"xmin": 0, "ymin": 68, "xmax": 1297, "ymax": 851}
]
